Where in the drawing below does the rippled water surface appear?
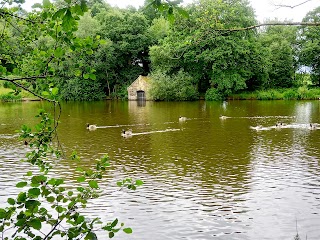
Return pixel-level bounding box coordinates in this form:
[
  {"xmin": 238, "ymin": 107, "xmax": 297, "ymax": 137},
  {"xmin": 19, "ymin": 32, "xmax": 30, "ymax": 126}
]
[{"xmin": 1, "ymin": 100, "xmax": 320, "ymax": 239}]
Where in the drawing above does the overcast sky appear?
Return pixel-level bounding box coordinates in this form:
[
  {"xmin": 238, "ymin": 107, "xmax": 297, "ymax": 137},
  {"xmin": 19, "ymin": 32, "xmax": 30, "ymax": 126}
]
[
  {"xmin": 23, "ymin": 0, "xmax": 319, "ymax": 22},
  {"xmin": 105, "ymin": 0, "xmax": 319, "ymax": 22}
]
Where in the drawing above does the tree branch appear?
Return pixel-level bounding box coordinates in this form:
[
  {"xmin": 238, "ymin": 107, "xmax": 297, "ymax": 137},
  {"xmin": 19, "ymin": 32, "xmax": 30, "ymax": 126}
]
[
  {"xmin": 0, "ymin": 8, "xmax": 38, "ymax": 24},
  {"xmin": 215, "ymin": 22, "xmax": 320, "ymax": 32},
  {"xmin": 0, "ymin": 75, "xmax": 52, "ymax": 81},
  {"xmin": 273, "ymin": 0, "xmax": 313, "ymax": 9},
  {"xmin": 10, "ymin": 81, "xmax": 54, "ymax": 102}
]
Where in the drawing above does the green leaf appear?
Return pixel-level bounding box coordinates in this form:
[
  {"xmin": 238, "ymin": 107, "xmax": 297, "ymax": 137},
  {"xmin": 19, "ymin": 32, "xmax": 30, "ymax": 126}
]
[
  {"xmin": 68, "ymin": 191, "xmax": 73, "ymax": 196},
  {"xmin": 111, "ymin": 218, "xmax": 118, "ymax": 228},
  {"xmin": 16, "ymin": 181, "xmax": 28, "ymax": 188},
  {"xmin": 99, "ymin": 39, "xmax": 107, "ymax": 45},
  {"xmin": 51, "ymin": 87, "xmax": 59, "ymax": 96},
  {"xmin": 56, "ymin": 195, "xmax": 64, "ymax": 202},
  {"xmin": 42, "ymin": 0, "xmax": 51, "ymax": 8},
  {"xmin": 42, "ymin": 91, "xmax": 50, "ymax": 97},
  {"xmin": 123, "ymin": 228, "xmax": 133, "ymax": 234},
  {"xmin": 46, "ymin": 196, "xmax": 55, "ymax": 203},
  {"xmin": 85, "ymin": 232, "xmax": 97, "ymax": 240},
  {"xmin": 0, "ymin": 208, "xmax": 6, "ymax": 219},
  {"xmin": 135, "ymin": 180, "xmax": 144, "ymax": 186},
  {"xmin": 83, "ymin": 73, "xmax": 90, "ymax": 79},
  {"xmin": 77, "ymin": 176, "xmax": 86, "ymax": 182},
  {"xmin": 64, "ymin": 0, "xmax": 71, "ymax": 3},
  {"xmin": 29, "ymin": 218, "xmax": 42, "ymax": 230},
  {"xmin": 17, "ymin": 192, "xmax": 27, "ymax": 203},
  {"xmin": 54, "ymin": 47, "xmax": 65, "ymax": 58},
  {"xmin": 89, "ymin": 73, "xmax": 96, "ymax": 80},
  {"xmin": 88, "ymin": 180, "xmax": 99, "ymax": 189},
  {"xmin": 25, "ymin": 200, "xmax": 40, "ymax": 210},
  {"xmin": 7, "ymin": 198, "xmax": 15, "ymax": 205},
  {"xmin": 52, "ymin": 8, "xmax": 67, "ymax": 20},
  {"xmin": 75, "ymin": 69, "xmax": 82, "ymax": 77},
  {"xmin": 109, "ymin": 232, "xmax": 114, "ymax": 238},
  {"xmin": 76, "ymin": 215, "xmax": 85, "ymax": 224},
  {"xmin": 55, "ymin": 179, "xmax": 64, "ymax": 186},
  {"xmin": 26, "ymin": 171, "xmax": 33, "ymax": 176},
  {"xmin": 116, "ymin": 181, "xmax": 122, "ymax": 187},
  {"xmin": 28, "ymin": 188, "xmax": 41, "ymax": 197},
  {"xmin": 62, "ymin": 9, "xmax": 74, "ymax": 31}
]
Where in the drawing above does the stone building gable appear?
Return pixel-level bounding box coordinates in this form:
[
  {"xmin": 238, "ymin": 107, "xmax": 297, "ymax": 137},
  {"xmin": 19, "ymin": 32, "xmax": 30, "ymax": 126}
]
[{"xmin": 127, "ymin": 75, "xmax": 151, "ymax": 100}]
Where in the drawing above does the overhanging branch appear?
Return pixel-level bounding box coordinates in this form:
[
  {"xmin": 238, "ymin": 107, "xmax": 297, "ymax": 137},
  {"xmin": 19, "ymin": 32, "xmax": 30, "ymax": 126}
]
[
  {"xmin": 274, "ymin": 0, "xmax": 313, "ymax": 9},
  {"xmin": 0, "ymin": 75, "xmax": 51, "ymax": 81},
  {"xmin": 215, "ymin": 22, "xmax": 320, "ymax": 32}
]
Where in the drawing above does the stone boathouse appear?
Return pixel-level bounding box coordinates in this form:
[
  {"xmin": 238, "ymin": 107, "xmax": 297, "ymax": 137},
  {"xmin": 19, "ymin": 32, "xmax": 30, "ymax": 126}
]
[{"xmin": 127, "ymin": 75, "xmax": 151, "ymax": 101}]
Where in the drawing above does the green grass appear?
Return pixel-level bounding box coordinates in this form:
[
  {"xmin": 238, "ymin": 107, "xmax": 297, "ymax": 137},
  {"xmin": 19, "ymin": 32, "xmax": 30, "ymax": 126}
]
[
  {"xmin": 0, "ymin": 86, "xmax": 39, "ymax": 102},
  {"xmin": 230, "ymin": 87, "xmax": 320, "ymax": 100}
]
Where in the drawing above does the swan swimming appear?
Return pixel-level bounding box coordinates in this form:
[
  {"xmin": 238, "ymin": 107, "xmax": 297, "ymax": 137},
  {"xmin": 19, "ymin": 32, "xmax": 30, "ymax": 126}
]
[{"xmin": 87, "ymin": 124, "xmax": 97, "ymax": 131}]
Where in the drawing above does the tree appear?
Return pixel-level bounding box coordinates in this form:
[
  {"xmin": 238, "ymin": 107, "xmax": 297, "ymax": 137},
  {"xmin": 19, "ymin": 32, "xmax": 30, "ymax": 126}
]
[
  {"xmin": 149, "ymin": 0, "xmax": 263, "ymax": 98},
  {"xmin": 299, "ymin": 6, "xmax": 320, "ymax": 85},
  {"xmin": 258, "ymin": 23, "xmax": 298, "ymax": 88},
  {"xmin": 95, "ymin": 8, "xmax": 151, "ymax": 97}
]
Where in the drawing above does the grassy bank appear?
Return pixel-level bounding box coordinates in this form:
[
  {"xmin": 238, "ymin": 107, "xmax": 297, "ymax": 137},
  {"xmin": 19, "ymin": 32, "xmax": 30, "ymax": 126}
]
[
  {"xmin": 230, "ymin": 87, "xmax": 320, "ymax": 100},
  {"xmin": 0, "ymin": 87, "xmax": 40, "ymax": 102}
]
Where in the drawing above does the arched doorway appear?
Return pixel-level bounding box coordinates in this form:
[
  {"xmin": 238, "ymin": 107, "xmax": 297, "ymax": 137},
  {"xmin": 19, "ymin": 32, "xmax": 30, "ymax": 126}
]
[{"xmin": 137, "ymin": 90, "xmax": 146, "ymax": 101}]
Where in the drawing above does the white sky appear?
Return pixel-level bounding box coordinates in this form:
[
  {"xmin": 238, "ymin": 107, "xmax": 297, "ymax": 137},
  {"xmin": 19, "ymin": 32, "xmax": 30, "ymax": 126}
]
[
  {"xmin": 105, "ymin": 0, "xmax": 319, "ymax": 22},
  {"xmin": 22, "ymin": 0, "xmax": 319, "ymax": 22}
]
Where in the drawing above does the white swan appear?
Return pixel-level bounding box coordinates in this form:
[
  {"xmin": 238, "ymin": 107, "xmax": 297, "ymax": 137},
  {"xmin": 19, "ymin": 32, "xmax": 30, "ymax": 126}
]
[{"xmin": 87, "ymin": 124, "xmax": 97, "ymax": 131}]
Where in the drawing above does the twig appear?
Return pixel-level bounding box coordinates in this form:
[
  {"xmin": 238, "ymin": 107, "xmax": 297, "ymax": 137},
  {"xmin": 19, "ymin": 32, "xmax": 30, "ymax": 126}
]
[
  {"xmin": 0, "ymin": 8, "xmax": 38, "ymax": 24},
  {"xmin": 10, "ymin": 81, "xmax": 55, "ymax": 103},
  {"xmin": 274, "ymin": 0, "xmax": 313, "ymax": 9},
  {"xmin": 0, "ymin": 75, "xmax": 52, "ymax": 81},
  {"xmin": 214, "ymin": 22, "xmax": 320, "ymax": 32}
]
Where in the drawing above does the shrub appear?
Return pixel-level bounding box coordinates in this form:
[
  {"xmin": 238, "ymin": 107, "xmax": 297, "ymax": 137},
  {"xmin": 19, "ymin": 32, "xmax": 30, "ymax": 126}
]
[
  {"xmin": 0, "ymin": 93, "xmax": 21, "ymax": 101},
  {"xmin": 150, "ymin": 70, "xmax": 199, "ymax": 101},
  {"xmin": 256, "ymin": 89, "xmax": 283, "ymax": 100},
  {"xmin": 111, "ymin": 84, "xmax": 129, "ymax": 100},
  {"xmin": 58, "ymin": 77, "xmax": 106, "ymax": 101},
  {"xmin": 205, "ymin": 88, "xmax": 224, "ymax": 101},
  {"xmin": 283, "ymin": 89, "xmax": 299, "ymax": 100}
]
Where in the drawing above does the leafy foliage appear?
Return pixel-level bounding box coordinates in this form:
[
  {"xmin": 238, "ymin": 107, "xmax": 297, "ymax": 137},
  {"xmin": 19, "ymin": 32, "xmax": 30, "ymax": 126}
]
[
  {"xmin": 150, "ymin": 69, "xmax": 199, "ymax": 101},
  {"xmin": 299, "ymin": 6, "xmax": 320, "ymax": 85}
]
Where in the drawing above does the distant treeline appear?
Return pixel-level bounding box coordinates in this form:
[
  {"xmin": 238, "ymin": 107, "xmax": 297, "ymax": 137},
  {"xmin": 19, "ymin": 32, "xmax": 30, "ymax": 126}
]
[{"xmin": 1, "ymin": 0, "xmax": 320, "ymax": 101}]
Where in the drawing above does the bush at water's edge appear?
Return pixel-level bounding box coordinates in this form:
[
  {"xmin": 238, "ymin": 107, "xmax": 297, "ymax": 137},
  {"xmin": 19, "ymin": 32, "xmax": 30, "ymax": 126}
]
[{"xmin": 228, "ymin": 87, "xmax": 320, "ymax": 100}]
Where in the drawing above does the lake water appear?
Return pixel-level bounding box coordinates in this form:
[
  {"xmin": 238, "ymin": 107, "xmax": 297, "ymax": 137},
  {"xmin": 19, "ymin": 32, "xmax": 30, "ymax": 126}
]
[{"xmin": 1, "ymin": 100, "xmax": 320, "ymax": 239}]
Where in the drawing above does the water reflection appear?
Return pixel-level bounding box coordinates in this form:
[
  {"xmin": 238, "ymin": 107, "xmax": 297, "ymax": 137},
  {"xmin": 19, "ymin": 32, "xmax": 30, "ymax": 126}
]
[{"xmin": 1, "ymin": 100, "xmax": 320, "ymax": 239}]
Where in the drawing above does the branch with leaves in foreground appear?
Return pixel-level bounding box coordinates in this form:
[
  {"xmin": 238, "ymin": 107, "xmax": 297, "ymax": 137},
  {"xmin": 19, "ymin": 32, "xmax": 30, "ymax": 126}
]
[
  {"xmin": 0, "ymin": 0, "xmax": 144, "ymax": 239},
  {"xmin": 0, "ymin": 110, "xmax": 143, "ymax": 239}
]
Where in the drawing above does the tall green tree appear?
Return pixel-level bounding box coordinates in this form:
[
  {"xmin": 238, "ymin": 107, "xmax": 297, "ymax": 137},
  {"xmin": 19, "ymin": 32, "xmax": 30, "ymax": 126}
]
[
  {"xmin": 96, "ymin": 8, "xmax": 151, "ymax": 97},
  {"xmin": 150, "ymin": 0, "xmax": 263, "ymax": 98},
  {"xmin": 258, "ymin": 23, "xmax": 298, "ymax": 88},
  {"xmin": 299, "ymin": 6, "xmax": 320, "ymax": 85}
]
